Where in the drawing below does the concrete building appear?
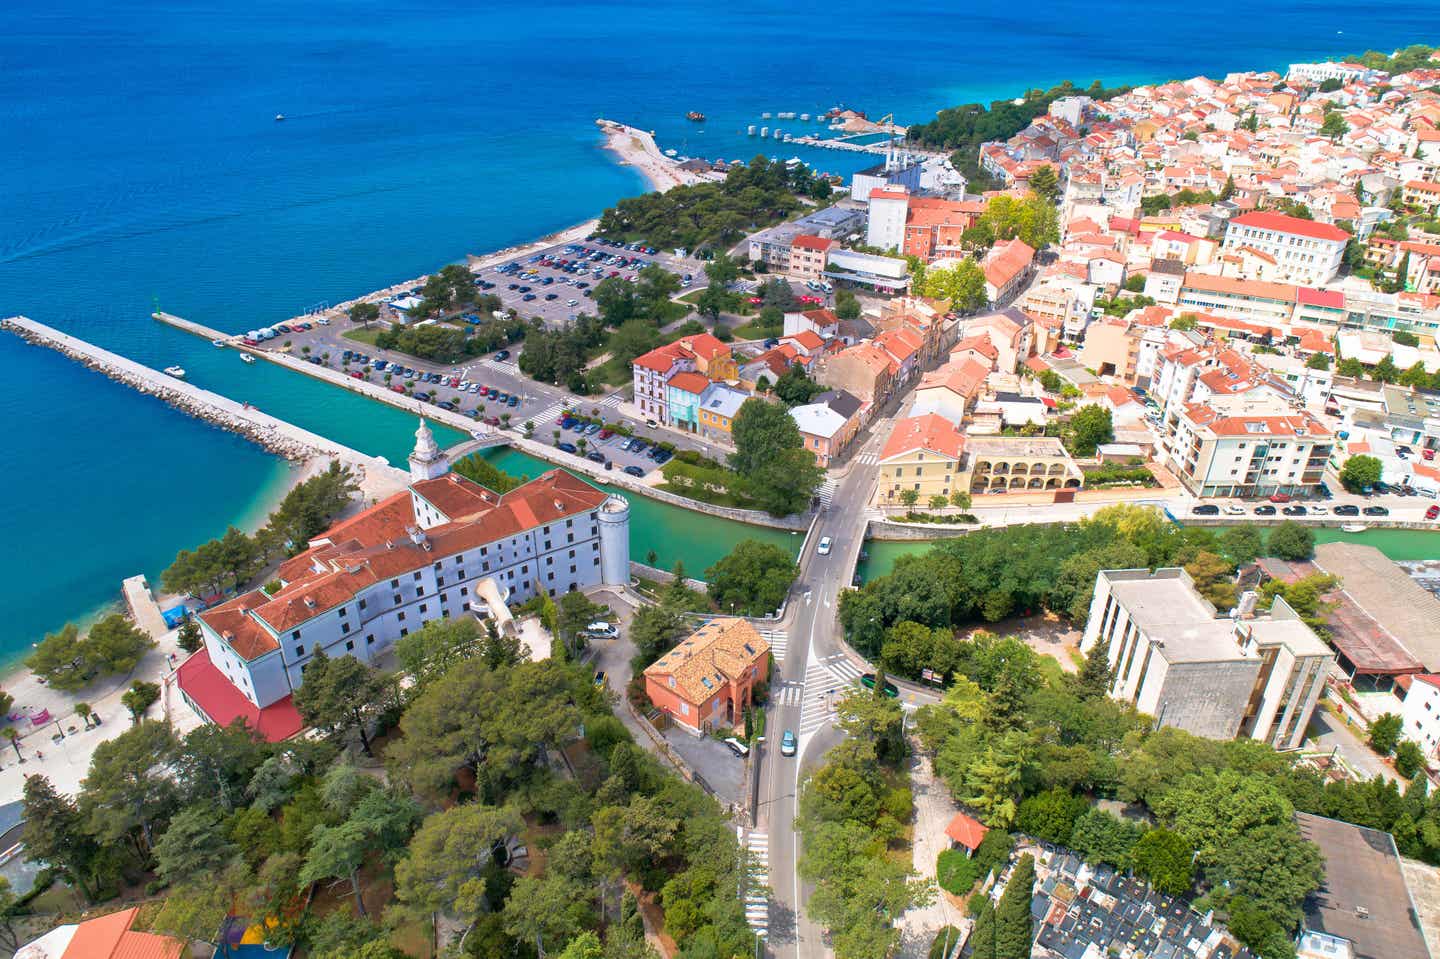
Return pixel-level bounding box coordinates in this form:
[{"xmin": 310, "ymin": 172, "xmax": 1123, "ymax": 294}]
[
  {"xmin": 865, "ymin": 188, "xmax": 910, "ymax": 251},
  {"xmin": 788, "ymin": 234, "xmax": 835, "ymax": 280},
  {"xmin": 643, "ymin": 618, "xmax": 770, "ymax": 735},
  {"xmin": 851, "ymin": 160, "xmax": 921, "ymax": 211},
  {"xmin": 963, "ymin": 435, "xmax": 1083, "ymax": 494},
  {"xmin": 825, "ymin": 247, "xmax": 910, "ymax": 293},
  {"xmin": 1080, "ymin": 568, "xmax": 1332, "ymax": 750},
  {"xmin": 1161, "ymin": 391, "xmax": 1332, "ymax": 498},
  {"xmin": 177, "ymin": 422, "xmax": 631, "ymax": 737},
  {"xmin": 1221, "ymin": 211, "xmax": 1348, "ymax": 285},
  {"xmin": 789, "ymin": 389, "xmax": 862, "ymax": 467},
  {"xmin": 696, "ymin": 382, "xmax": 748, "ymax": 445},
  {"xmin": 631, "ymin": 333, "xmax": 735, "ymax": 426},
  {"xmin": 1286, "ymin": 61, "xmax": 1369, "ymax": 85},
  {"xmin": 982, "ymin": 238, "xmax": 1037, "ymax": 303}
]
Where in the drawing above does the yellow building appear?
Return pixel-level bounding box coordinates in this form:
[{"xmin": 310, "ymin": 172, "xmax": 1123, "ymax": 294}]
[{"xmin": 877, "ymin": 414, "xmax": 966, "ymax": 504}]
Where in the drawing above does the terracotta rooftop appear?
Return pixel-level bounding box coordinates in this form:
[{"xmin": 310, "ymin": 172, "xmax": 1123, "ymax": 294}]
[
  {"xmin": 879, "ymin": 413, "xmax": 965, "ymax": 461},
  {"xmin": 1229, "ymin": 210, "xmax": 1349, "ymax": 242},
  {"xmin": 644, "ymin": 618, "xmax": 769, "ymax": 705}
]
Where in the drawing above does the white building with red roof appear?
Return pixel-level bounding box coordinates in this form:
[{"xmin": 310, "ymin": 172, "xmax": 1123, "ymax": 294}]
[
  {"xmin": 1160, "ymin": 391, "xmax": 1333, "ymax": 497},
  {"xmin": 178, "ymin": 421, "xmax": 631, "ymax": 739},
  {"xmin": 1221, "ymin": 211, "xmax": 1349, "ymax": 284}
]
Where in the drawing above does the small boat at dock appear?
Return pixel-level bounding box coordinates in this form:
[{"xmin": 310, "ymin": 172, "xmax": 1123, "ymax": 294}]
[
  {"xmin": 1340, "ymin": 524, "xmax": 1368, "ymax": 533},
  {"xmin": 211, "ymin": 339, "xmax": 225, "ymax": 348},
  {"xmin": 163, "ymin": 366, "xmax": 186, "ymax": 379},
  {"xmin": 240, "ymin": 353, "xmax": 256, "ymax": 364}
]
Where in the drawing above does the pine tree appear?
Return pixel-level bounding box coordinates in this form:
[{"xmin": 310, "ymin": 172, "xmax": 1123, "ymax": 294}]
[
  {"xmin": 1075, "ymin": 637, "xmax": 1112, "ymax": 700},
  {"xmin": 967, "ymin": 897, "xmax": 996, "ymax": 959},
  {"xmin": 993, "ymin": 854, "xmax": 1036, "ymax": 959},
  {"xmin": 1219, "ymin": 175, "xmax": 1235, "ymax": 201},
  {"xmin": 22, "ymin": 776, "xmax": 99, "ymax": 901}
]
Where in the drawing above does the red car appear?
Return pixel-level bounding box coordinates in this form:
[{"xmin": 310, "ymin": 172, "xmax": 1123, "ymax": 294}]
[
  {"xmin": 1268, "ymin": 493, "xmax": 1292, "ymax": 503},
  {"xmin": 390, "ymin": 385, "xmax": 406, "ymax": 394},
  {"xmin": 1428, "ymin": 505, "xmax": 1440, "ymax": 521},
  {"xmin": 348, "ymin": 370, "xmax": 363, "ymax": 379},
  {"xmin": 1426, "ymin": 449, "xmax": 1436, "ymax": 461},
  {"xmin": 598, "ymin": 429, "xmax": 613, "ymax": 439}
]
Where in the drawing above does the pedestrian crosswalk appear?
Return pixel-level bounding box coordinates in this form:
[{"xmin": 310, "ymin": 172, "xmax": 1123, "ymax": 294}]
[
  {"xmin": 740, "ymin": 829, "xmax": 770, "ymax": 939},
  {"xmin": 821, "ymin": 653, "xmax": 865, "ymax": 682},
  {"xmin": 773, "ymin": 680, "xmax": 803, "ymax": 707},
  {"xmin": 482, "ymin": 356, "xmax": 520, "ymax": 373},
  {"xmin": 798, "ymin": 655, "xmax": 866, "ymax": 737},
  {"xmin": 595, "ymin": 392, "xmax": 624, "ymax": 409},
  {"xmin": 854, "ymin": 449, "xmax": 879, "ymax": 466},
  {"xmin": 817, "ymin": 478, "xmax": 838, "ymax": 509},
  {"xmin": 758, "ymin": 628, "xmax": 787, "ymax": 662}
]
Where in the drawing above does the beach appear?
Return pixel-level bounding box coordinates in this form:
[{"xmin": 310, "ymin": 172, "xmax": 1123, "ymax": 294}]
[{"xmin": 596, "ymin": 118, "xmax": 723, "ymax": 193}]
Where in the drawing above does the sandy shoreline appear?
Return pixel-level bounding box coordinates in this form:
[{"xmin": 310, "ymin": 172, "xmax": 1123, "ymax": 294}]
[{"xmin": 595, "ymin": 118, "xmax": 723, "ymax": 193}]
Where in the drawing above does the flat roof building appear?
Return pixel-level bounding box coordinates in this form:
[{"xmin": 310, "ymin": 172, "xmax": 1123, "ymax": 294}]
[{"xmin": 1080, "ymin": 567, "xmax": 1332, "ymax": 750}]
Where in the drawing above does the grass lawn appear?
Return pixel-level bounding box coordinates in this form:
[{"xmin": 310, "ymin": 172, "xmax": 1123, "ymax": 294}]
[
  {"xmin": 592, "ymin": 356, "xmax": 632, "ymax": 387},
  {"xmin": 343, "ymin": 326, "xmax": 383, "ymax": 346},
  {"xmin": 732, "ymin": 318, "xmax": 779, "ymax": 341}
]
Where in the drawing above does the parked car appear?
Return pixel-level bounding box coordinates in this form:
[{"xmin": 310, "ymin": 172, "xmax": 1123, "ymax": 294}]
[
  {"xmin": 723, "ymin": 737, "xmax": 749, "ymax": 758},
  {"xmin": 557, "ymin": 442, "xmax": 578, "ymax": 454},
  {"xmin": 587, "ymin": 622, "xmax": 619, "ymax": 639},
  {"xmin": 1223, "ymin": 505, "xmax": 1245, "ymax": 515},
  {"xmin": 1427, "ymin": 505, "xmax": 1440, "ymax": 521},
  {"xmin": 1363, "ymin": 505, "xmax": 1390, "ymax": 516},
  {"xmin": 1282, "ymin": 505, "xmax": 1307, "ymax": 516},
  {"xmin": 1268, "ymin": 493, "xmax": 1292, "ymax": 503},
  {"xmin": 1192, "ymin": 504, "xmax": 1220, "ymax": 515},
  {"xmin": 1254, "ymin": 504, "xmax": 1277, "ymax": 515},
  {"xmin": 1333, "ymin": 504, "xmax": 1360, "ymax": 517},
  {"xmin": 623, "ymin": 465, "xmax": 645, "ymax": 477}
]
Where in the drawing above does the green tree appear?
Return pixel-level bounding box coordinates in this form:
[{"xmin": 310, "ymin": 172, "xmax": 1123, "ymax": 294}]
[
  {"xmin": 608, "ymin": 320, "xmax": 663, "ymax": 369},
  {"xmin": 705, "ymin": 539, "xmax": 799, "ymax": 616},
  {"xmin": 1336, "ymin": 357, "xmax": 1365, "ymax": 377},
  {"xmin": 1218, "ymin": 526, "xmax": 1264, "ymax": 566},
  {"xmin": 348, "ymin": 301, "xmax": 380, "ymax": 327},
  {"xmin": 919, "ymin": 260, "xmax": 988, "ymax": 312},
  {"xmin": 176, "ymin": 619, "xmax": 203, "ymax": 654},
  {"xmin": 293, "ymin": 651, "xmax": 390, "ymax": 755},
  {"xmin": 121, "ymin": 680, "xmax": 161, "ymax": 723},
  {"xmin": 1068, "ymin": 809, "xmax": 1143, "ymax": 866},
  {"xmin": 1305, "ymin": 352, "xmax": 1331, "ymax": 370},
  {"xmin": 899, "ymin": 488, "xmax": 920, "ymax": 507},
  {"xmin": 393, "ymin": 802, "xmax": 525, "ymax": 923},
  {"xmin": 503, "ymin": 873, "xmax": 589, "ymax": 958},
  {"xmin": 1169, "ymin": 314, "xmax": 1197, "ymax": 331},
  {"xmin": 1396, "ymin": 740, "xmax": 1425, "ymax": 779},
  {"xmin": 22, "ymin": 775, "xmax": 102, "ymax": 901},
  {"xmin": 1129, "ymin": 827, "xmax": 1195, "ymax": 895},
  {"xmin": 1370, "ymin": 713, "xmax": 1403, "ymax": 755},
  {"xmin": 26, "ymin": 623, "xmax": 86, "ymax": 691},
  {"xmin": 993, "ymin": 853, "xmax": 1035, "ymax": 958},
  {"xmin": 1265, "ymin": 522, "xmax": 1314, "ymax": 561},
  {"xmin": 80, "ymin": 721, "xmax": 179, "ymax": 855},
  {"xmin": 154, "ymin": 806, "xmax": 239, "ymax": 886},
  {"xmin": 729, "ymin": 398, "xmax": 823, "ymax": 516},
  {"xmin": 1028, "ymin": 165, "xmax": 1059, "ymax": 203},
  {"xmin": 1339, "ymin": 454, "xmax": 1383, "ymax": 492},
  {"xmin": 835, "ymin": 288, "xmax": 862, "ymax": 321},
  {"xmin": 1075, "ymin": 637, "xmax": 1112, "ymax": 700},
  {"xmin": 1016, "ymin": 789, "xmax": 1087, "ymax": 844},
  {"xmin": 1320, "ymin": 111, "xmax": 1349, "ymax": 140},
  {"xmin": 1068, "ymin": 404, "xmax": 1114, "ymax": 456},
  {"xmin": 773, "ymin": 363, "xmax": 823, "ymax": 406}
]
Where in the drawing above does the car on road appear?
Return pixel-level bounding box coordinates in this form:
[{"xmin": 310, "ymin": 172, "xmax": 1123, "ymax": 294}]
[
  {"xmin": 1192, "ymin": 504, "xmax": 1220, "ymax": 515},
  {"xmin": 587, "ymin": 451, "xmax": 606, "ymax": 463},
  {"xmin": 623, "ymin": 465, "xmax": 646, "ymax": 477},
  {"xmin": 585, "ymin": 423, "xmax": 601, "ymax": 435},
  {"xmin": 1363, "ymin": 505, "xmax": 1390, "ymax": 516},
  {"xmin": 1333, "ymin": 504, "xmax": 1360, "ymax": 516},
  {"xmin": 586, "ymin": 621, "xmax": 619, "ymax": 639},
  {"xmin": 1254, "ymin": 504, "xmax": 1276, "ymax": 515},
  {"xmin": 1427, "ymin": 505, "xmax": 1440, "ymax": 521},
  {"xmin": 507, "ymin": 395, "xmax": 519, "ymax": 407},
  {"xmin": 495, "ymin": 350, "xmax": 511, "ymax": 361},
  {"xmin": 859, "ymin": 674, "xmax": 899, "ymax": 698},
  {"xmin": 1268, "ymin": 493, "xmax": 1292, "ymax": 503},
  {"xmin": 817, "ymin": 536, "xmax": 833, "ymax": 555},
  {"xmin": 780, "ymin": 730, "xmax": 797, "ymax": 757}
]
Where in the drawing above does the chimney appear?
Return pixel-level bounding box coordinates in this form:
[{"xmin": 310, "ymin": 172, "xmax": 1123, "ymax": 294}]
[
  {"xmin": 303, "ymin": 595, "xmax": 317, "ymax": 609},
  {"xmin": 407, "ymin": 525, "xmax": 431, "ymax": 550}
]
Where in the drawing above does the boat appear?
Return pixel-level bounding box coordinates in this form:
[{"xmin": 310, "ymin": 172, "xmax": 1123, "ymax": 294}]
[
  {"xmin": 211, "ymin": 338, "xmax": 225, "ymax": 348},
  {"xmin": 1340, "ymin": 523, "xmax": 1368, "ymax": 533},
  {"xmin": 686, "ymin": 111, "xmax": 705, "ymax": 122},
  {"xmin": 163, "ymin": 366, "xmax": 186, "ymax": 379},
  {"xmin": 240, "ymin": 353, "xmax": 256, "ymax": 364},
  {"xmin": 274, "ymin": 113, "xmax": 286, "ymax": 122},
  {"xmin": 664, "ymin": 148, "xmax": 678, "ymax": 157}
]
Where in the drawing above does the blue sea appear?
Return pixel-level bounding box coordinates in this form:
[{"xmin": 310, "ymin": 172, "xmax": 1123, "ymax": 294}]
[{"xmin": 0, "ymin": 0, "xmax": 1432, "ymax": 656}]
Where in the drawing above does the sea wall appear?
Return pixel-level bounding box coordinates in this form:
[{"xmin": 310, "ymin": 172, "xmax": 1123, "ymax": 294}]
[
  {"xmin": 865, "ymin": 519, "xmax": 974, "ymax": 541},
  {"xmin": 1, "ymin": 316, "xmax": 405, "ymax": 481}
]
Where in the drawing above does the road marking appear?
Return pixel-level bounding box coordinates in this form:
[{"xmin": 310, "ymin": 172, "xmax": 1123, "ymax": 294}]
[
  {"xmin": 740, "ymin": 829, "xmax": 771, "ymax": 939},
  {"xmin": 798, "ymin": 662, "xmax": 853, "ymax": 737},
  {"xmin": 759, "ymin": 629, "xmax": 788, "ymax": 663},
  {"xmin": 817, "ymin": 477, "xmax": 838, "ymax": 508},
  {"xmin": 821, "ymin": 654, "xmax": 864, "ymax": 682},
  {"xmin": 773, "ymin": 680, "xmax": 803, "ymax": 707}
]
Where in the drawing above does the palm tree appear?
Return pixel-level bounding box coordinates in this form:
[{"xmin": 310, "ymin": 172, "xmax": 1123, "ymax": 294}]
[
  {"xmin": 553, "ymin": 430, "xmax": 562, "ymax": 445},
  {"xmin": 577, "ymin": 439, "xmax": 588, "ymax": 456},
  {"xmin": 75, "ymin": 703, "xmax": 92, "ymax": 729},
  {"xmin": 500, "ymin": 413, "xmax": 512, "ymax": 428}
]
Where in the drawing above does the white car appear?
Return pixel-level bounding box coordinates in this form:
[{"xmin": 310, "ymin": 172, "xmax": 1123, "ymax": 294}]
[
  {"xmin": 1311, "ymin": 505, "xmax": 1329, "ymax": 515},
  {"xmin": 1223, "ymin": 504, "xmax": 1245, "ymax": 515},
  {"xmin": 586, "ymin": 622, "xmax": 619, "ymax": 639},
  {"xmin": 817, "ymin": 536, "xmax": 833, "ymax": 555}
]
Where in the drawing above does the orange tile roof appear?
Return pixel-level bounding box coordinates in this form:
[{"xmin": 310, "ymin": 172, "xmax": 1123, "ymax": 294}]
[
  {"xmin": 784, "ymin": 330, "xmax": 825, "ymax": 351},
  {"xmin": 983, "ymin": 238, "xmax": 1036, "ymax": 287},
  {"xmin": 792, "ymin": 234, "xmax": 835, "ymax": 251},
  {"xmin": 667, "ymin": 371, "xmax": 710, "ymax": 395},
  {"xmin": 644, "ymin": 618, "xmax": 769, "ymax": 705},
  {"xmin": 944, "ymin": 812, "xmax": 990, "ymax": 852},
  {"xmin": 58, "ymin": 907, "xmax": 184, "ymax": 959},
  {"xmin": 874, "ymin": 327, "xmax": 923, "ymax": 363},
  {"xmin": 202, "ymin": 470, "xmax": 608, "ymax": 650},
  {"xmin": 879, "ymin": 413, "xmax": 965, "ymax": 461},
  {"xmin": 1182, "ymin": 271, "xmax": 1299, "ymax": 303},
  {"xmin": 919, "ymin": 357, "xmax": 990, "ymax": 398}
]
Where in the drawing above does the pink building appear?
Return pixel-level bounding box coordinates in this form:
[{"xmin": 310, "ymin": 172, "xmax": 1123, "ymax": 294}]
[{"xmin": 644, "ymin": 618, "xmax": 771, "ymax": 734}]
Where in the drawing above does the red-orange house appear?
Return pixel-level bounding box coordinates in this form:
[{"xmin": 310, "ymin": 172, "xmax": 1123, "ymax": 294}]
[{"xmin": 644, "ymin": 618, "xmax": 770, "ymax": 734}]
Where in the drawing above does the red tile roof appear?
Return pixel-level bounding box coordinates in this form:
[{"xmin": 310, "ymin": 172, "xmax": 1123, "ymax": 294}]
[
  {"xmin": 57, "ymin": 907, "xmax": 184, "ymax": 959},
  {"xmin": 944, "ymin": 812, "xmax": 989, "ymax": 851},
  {"xmin": 879, "ymin": 413, "xmax": 965, "ymax": 461},
  {"xmin": 176, "ymin": 649, "xmax": 304, "ymax": 743},
  {"xmin": 983, "ymin": 238, "xmax": 1036, "ymax": 288},
  {"xmin": 667, "ymin": 370, "xmax": 710, "ymax": 395},
  {"xmin": 792, "ymin": 234, "xmax": 835, "ymax": 251},
  {"xmin": 1229, "ymin": 211, "xmax": 1349, "ymax": 242}
]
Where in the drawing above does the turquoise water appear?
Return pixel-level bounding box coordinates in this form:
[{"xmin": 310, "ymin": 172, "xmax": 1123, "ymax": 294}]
[
  {"xmin": 479, "ymin": 448, "xmax": 803, "ymax": 573},
  {"xmin": 1, "ymin": 0, "xmax": 1434, "ymax": 653},
  {"xmin": 856, "ymin": 525, "xmax": 1440, "ymax": 582}
]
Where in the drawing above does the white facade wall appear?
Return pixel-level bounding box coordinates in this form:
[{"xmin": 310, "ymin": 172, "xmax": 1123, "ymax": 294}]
[
  {"xmin": 1221, "ymin": 221, "xmax": 1346, "ymax": 285},
  {"xmin": 865, "ymin": 194, "xmax": 909, "ymax": 252},
  {"xmin": 1403, "ymin": 678, "xmax": 1440, "ymax": 759}
]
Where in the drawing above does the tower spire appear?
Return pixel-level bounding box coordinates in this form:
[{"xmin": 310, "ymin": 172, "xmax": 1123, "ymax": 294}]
[{"xmin": 408, "ymin": 417, "xmax": 447, "ymax": 482}]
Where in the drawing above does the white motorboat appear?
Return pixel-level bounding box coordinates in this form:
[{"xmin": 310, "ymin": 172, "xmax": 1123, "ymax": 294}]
[
  {"xmin": 274, "ymin": 113, "xmax": 286, "ymax": 122},
  {"xmin": 211, "ymin": 338, "xmax": 225, "ymax": 348},
  {"xmin": 163, "ymin": 366, "xmax": 186, "ymax": 379},
  {"xmin": 240, "ymin": 353, "xmax": 256, "ymax": 364},
  {"xmin": 1340, "ymin": 523, "xmax": 1368, "ymax": 533}
]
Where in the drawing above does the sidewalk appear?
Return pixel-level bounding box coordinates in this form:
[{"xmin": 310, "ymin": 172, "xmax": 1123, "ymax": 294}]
[{"xmin": 895, "ymin": 744, "xmax": 968, "ymax": 958}]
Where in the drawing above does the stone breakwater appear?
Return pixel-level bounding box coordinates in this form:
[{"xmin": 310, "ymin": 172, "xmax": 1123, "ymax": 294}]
[{"xmin": 1, "ymin": 316, "xmax": 406, "ymax": 484}]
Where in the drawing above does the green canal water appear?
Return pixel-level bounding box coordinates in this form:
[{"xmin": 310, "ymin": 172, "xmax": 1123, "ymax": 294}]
[
  {"xmin": 477, "ymin": 447, "xmax": 804, "ymax": 572},
  {"xmin": 855, "ymin": 525, "xmax": 1440, "ymax": 583}
]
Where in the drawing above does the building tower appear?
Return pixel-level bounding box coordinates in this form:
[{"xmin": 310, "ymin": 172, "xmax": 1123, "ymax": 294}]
[
  {"xmin": 408, "ymin": 418, "xmax": 448, "ymax": 483},
  {"xmin": 597, "ymin": 495, "xmax": 632, "ymax": 586}
]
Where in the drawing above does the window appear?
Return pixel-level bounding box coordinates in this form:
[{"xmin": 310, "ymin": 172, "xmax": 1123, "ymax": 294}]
[
  {"xmin": 291, "ymin": 630, "xmax": 300, "ymax": 640},
  {"xmin": 412, "ymin": 572, "xmax": 421, "ymax": 581},
  {"xmin": 397, "ymin": 611, "xmax": 406, "ymax": 622},
  {"xmin": 367, "ymin": 634, "xmax": 375, "ymax": 645},
  {"xmin": 419, "ymin": 603, "xmax": 428, "ymax": 614},
  {"xmin": 393, "ymin": 593, "xmax": 401, "ymax": 605},
  {"xmin": 437, "ymin": 576, "xmax": 445, "ymax": 587},
  {"xmin": 460, "ymin": 586, "xmax": 468, "ymax": 596},
  {"xmin": 416, "ymin": 586, "xmax": 425, "ymax": 596},
  {"xmin": 345, "ymin": 640, "xmax": 354, "ymax": 652},
  {"xmin": 295, "ymin": 645, "xmax": 305, "ymax": 656},
  {"xmin": 400, "ymin": 628, "xmax": 408, "ymax": 638},
  {"xmin": 391, "ymin": 578, "xmax": 399, "ymax": 588},
  {"xmin": 358, "ymin": 598, "xmax": 367, "ymax": 610},
  {"xmin": 570, "ymin": 565, "xmax": 577, "ymax": 574},
  {"xmin": 432, "ymin": 562, "xmax": 441, "ymax": 572},
  {"xmin": 454, "ymin": 554, "xmax": 464, "ymax": 565},
  {"xmin": 569, "ymin": 549, "xmax": 576, "ymax": 558},
  {"xmin": 338, "ymin": 606, "xmax": 347, "ymax": 617},
  {"xmin": 341, "ymin": 622, "xmax": 350, "ymax": 634}
]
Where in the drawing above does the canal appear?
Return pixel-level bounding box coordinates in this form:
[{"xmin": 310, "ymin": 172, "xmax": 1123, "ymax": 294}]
[
  {"xmin": 477, "ymin": 447, "xmax": 804, "ymax": 572},
  {"xmin": 856, "ymin": 525, "xmax": 1440, "ymax": 583}
]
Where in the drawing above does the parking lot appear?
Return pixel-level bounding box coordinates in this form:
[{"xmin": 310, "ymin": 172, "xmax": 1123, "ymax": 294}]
[{"xmin": 479, "ymin": 236, "xmax": 708, "ymax": 327}]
